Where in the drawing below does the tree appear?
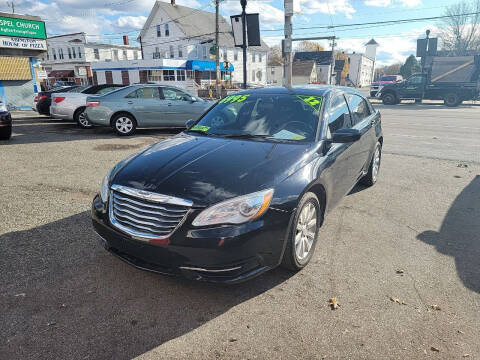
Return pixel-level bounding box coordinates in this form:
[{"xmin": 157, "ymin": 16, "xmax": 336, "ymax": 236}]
[
  {"xmin": 375, "ymin": 63, "xmax": 402, "ymax": 79},
  {"xmin": 296, "ymin": 40, "xmax": 324, "ymax": 52},
  {"xmin": 439, "ymin": 0, "xmax": 480, "ymax": 55},
  {"xmin": 267, "ymin": 45, "xmax": 283, "ymax": 66},
  {"xmin": 399, "ymin": 55, "xmax": 421, "ymax": 78}
]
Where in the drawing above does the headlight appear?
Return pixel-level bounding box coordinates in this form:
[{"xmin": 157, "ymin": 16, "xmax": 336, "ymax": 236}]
[
  {"xmin": 192, "ymin": 189, "xmax": 274, "ymax": 227},
  {"xmin": 100, "ymin": 170, "xmax": 112, "ymax": 203},
  {"xmin": 0, "ymin": 102, "xmax": 7, "ymax": 112}
]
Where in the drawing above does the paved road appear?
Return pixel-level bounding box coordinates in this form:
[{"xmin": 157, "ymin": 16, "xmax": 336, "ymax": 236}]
[{"xmin": 0, "ymin": 108, "xmax": 479, "ymax": 360}]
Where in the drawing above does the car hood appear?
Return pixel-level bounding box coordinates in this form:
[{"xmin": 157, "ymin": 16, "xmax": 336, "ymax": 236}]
[
  {"xmin": 112, "ymin": 133, "xmax": 312, "ymax": 207},
  {"xmin": 372, "ymin": 81, "xmax": 394, "ymax": 86}
]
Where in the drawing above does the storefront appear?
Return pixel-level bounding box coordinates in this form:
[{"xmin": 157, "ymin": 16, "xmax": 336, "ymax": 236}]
[{"xmin": 0, "ymin": 12, "xmax": 46, "ymax": 109}]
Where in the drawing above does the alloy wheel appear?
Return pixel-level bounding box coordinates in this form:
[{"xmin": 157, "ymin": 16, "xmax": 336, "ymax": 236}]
[
  {"xmin": 295, "ymin": 202, "xmax": 317, "ymax": 261},
  {"xmin": 78, "ymin": 111, "xmax": 90, "ymax": 127},
  {"xmin": 372, "ymin": 146, "xmax": 381, "ymax": 182},
  {"xmin": 116, "ymin": 117, "xmax": 133, "ymax": 134}
]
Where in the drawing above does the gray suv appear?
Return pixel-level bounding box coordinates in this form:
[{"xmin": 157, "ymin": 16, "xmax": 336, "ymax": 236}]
[{"xmin": 85, "ymin": 84, "xmax": 213, "ymax": 136}]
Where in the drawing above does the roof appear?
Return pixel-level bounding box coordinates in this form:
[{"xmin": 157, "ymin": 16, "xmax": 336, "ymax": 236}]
[
  {"xmin": 366, "ymin": 38, "xmax": 379, "ymax": 45},
  {"xmin": 48, "ymin": 32, "xmax": 85, "ymax": 39},
  {"xmin": 292, "ymin": 60, "xmax": 316, "ymax": 77},
  {"xmin": 87, "ymin": 42, "xmax": 140, "ymax": 50},
  {"xmin": 0, "ymin": 11, "xmax": 42, "ymax": 21},
  {"xmin": 294, "ymin": 51, "xmax": 333, "ymax": 65},
  {"xmin": 229, "ymin": 85, "xmax": 365, "ymax": 97},
  {"xmin": 138, "ymin": 1, "xmax": 269, "ymax": 51}
]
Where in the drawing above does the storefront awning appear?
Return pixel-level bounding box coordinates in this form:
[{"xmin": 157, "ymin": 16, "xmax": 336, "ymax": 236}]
[
  {"xmin": 49, "ymin": 70, "xmax": 74, "ymax": 78},
  {"xmin": 186, "ymin": 60, "xmax": 234, "ymax": 72}
]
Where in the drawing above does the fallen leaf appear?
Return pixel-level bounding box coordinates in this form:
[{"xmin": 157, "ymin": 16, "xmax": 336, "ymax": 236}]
[
  {"xmin": 463, "ymin": 354, "xmax": 470, "ymax": 358},
  {"xmin": 431, "ymin": 304, "xmax": 441, "ymax": 311},
  {"xmin": 396, "ymin": 269, "xmax": 404, "ymax": 274},
  {"xmin": 229, "ymin": 338, "xmax": 238, "ymax": 343},
  {"xmin": 390, "ymin": 297, "xmax": 407, "ymax": 305},
  {"xmin": 329, "ymin": 297, "xmax": 340, "ymax": 310},
  {"xmin": 458, "ymin": 330, "xmax": 464, "ymax": 334},
  {"xmin": 343, "ymin": 329, "xmax": 350, "ymax": 334},
  {"xmin": 14, "ymin": 293, "xmax": 25, "ymax": 297},
  {"xmin": 457, "ymin": 163, "xmax": 468, "ymax": 168},
  {"xmin": 301, "ymin": 336, "xmax": 305, "ymax": 342},
  {"xmin": 431, "ymin": 346, "xmax": 440, "ymax": 352}
]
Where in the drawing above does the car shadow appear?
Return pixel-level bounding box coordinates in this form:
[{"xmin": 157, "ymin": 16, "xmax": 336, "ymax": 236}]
[
  {"xmin": 0, "ymin": 212, "xmax": 293, "ymax": 360},
  {"xmin": 417, "ymin": 175, "xmax": 480, "ymax": 294}
]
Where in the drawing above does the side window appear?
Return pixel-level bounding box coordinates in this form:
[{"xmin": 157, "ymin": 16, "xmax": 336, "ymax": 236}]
[
  {"xmin": 97, "ymin": 87, "xmax": 116, "ymax": 95},
  {"xmin": 347, "ymin": 94, "xmax": 371, "ymax": 126},
  {"xmin": 126, "ymin": 87, "xmax": 160, "ymax": 99},
  {"xmin": 125, "ymin": 90, "xmax": 138, "ymax": 98},
  {"xmin": 327, "ymin": 95, "xmax": 351, "ymax": 134},
  {"xmin": 162, "ymin": 88, "xmax": 191, "ymax": 101},
  {"xmin": 407, "ymin": 75, "xmax": 422, "ymax": 84}
]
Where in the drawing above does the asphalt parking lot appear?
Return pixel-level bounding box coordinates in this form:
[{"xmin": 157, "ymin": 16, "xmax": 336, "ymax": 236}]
[{"xmin": 1, "ymin": 103, "xmax": 479, "ymax": 360}]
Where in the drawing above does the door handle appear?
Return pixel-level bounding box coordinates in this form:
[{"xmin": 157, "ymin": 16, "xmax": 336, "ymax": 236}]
[
  {"xmin": 167, "ymin": 103, "xmax": 172, "ymax": 106},
  {"xmin": 127, "ymin": 101, "xmax": 133, "ymax": 104}
]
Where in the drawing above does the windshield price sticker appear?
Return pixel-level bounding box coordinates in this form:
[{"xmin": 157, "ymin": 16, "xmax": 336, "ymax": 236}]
[
  {"xmin": 219, "ymin": 94, "xmax": 250, "ymax": 104},
  {"xmin": 296, "ymin": 95, "xmax": 323, "ymax": 112},
  {"xmin": 190, "ymin": 125, "xmax": 210, "ymax": 132}
]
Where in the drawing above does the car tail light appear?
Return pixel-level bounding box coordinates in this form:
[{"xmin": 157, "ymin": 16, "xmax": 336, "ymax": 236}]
[
  {"xmin": 87, "ymin": 101, "xmax": 101, "ymax": 107},
  {"xmin": 34, "ymin": 95, "xmax": 47, "ymax": 102},
  {"xmin": 53, "ymin": 97, "xmax": 65, "ymax": 103}
]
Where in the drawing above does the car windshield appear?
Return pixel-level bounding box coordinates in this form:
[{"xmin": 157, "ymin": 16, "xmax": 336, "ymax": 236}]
[
  {"xmin": 188, "ymin": 93, "xmax": 322, "ymax": 142},
  {"xmin": 380, "ymin": 76, "xmax": 397, "ymax": 81},
  {"xmin": 69, "ymin": 86, "xmax": 88, "ymax": 93}
]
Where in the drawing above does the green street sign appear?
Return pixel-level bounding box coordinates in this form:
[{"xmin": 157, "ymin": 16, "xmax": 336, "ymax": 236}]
[{"xmin": 0, "ymin": 16, "xmax": 46, "ymax": 39}]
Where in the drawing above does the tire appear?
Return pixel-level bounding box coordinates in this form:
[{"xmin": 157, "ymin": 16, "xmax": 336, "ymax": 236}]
[
  {"xmin": 74, "ymin": 107, "xmax": 92, "ymax": 129},
  {"xmin": 281, "ymin": 192, "xmax": 323, "ymax": 271},
  {"xmin": 0, "ymin": 126, "xmax": 12, "ymax": 140},
  {"xmin": 361, "ymin": 142, "xmax": 382, "ymax": 187},
  {"xmin": 382, "ymin": 93, "xmax": 396, "ymax": 105},
  {"xmin": 112, "ymin": 113, "xmax": 137, "ymax": 136},
  {"xmin": 444, "ymin": 93, "xmax": 461, "ymax": 107}
]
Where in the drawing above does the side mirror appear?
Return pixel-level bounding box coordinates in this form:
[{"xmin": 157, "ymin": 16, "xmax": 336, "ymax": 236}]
[
  {"xmin": 330, "ymin": 128, "xmax": 361, "ymax": 143},
  {"xmin": 190, "ymin": 96, "xmax": 197, "ymax": 102},
  {"xmin": 185, "ymin": 119, "xmax": 195, "ymax": 128}
]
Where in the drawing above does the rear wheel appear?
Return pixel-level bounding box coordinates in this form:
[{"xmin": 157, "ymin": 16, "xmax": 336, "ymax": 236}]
[
  {"xmin": 382, "ymin": 93, "xmax": 396, "ymax": 105},
  {"xmin": 0, "ymin": 126, "xmax": 12, "ymax": 140},
  {"xmin": 281, "ymin": 192, "xmax": 323, "ymax": 271},
  {"xmin": 75, "ymin": 107, "xmax": 92, "ymax": 129},
  {"xmin": 361, "ymin": 142, "xmax": 382, "ymax": 186},
  {"xmin": 444, "ymin": 93, "xmax": 461, "ymax": 107},
  {"xmin": 112, "ymin": 113, "xmax": 136, "ymax": 136}
]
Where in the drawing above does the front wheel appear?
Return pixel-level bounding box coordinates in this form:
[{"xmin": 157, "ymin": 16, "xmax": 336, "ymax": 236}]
[
  {"xmin": 382, "ymin": 93, "xmax": 396, "ymax": 105},
  {"xmin": 75, "ymin": 107, "xmax": 92, "ymax": 129},
  {"xmin": 361, "ymin": 142, "xmax": 382, "ymax": 186},
  {"xmin": 281, "ymin": 192, "xmax": 323, "ymax": 271},
  {"xmin": 112, "ymin": 114, "xmax": 137, "ymax": 136}
]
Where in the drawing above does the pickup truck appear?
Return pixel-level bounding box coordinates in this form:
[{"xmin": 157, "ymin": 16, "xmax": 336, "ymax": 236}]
[
  {"xmin": 377, "ymin": 56, "xmax": 480, "ymax": 107},
  {"xmin": 370, "ymin": 75, "xmax": 403, "ymax": 97}
]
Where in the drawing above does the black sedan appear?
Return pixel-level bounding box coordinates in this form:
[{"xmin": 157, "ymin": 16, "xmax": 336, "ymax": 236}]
[
  {"xmin": 0, "ymin": 101, "xmax": 12, "ymax": 140},
  {"xmin": 91, "ymin": 86, "xmax": 383, "ymax": 283}
]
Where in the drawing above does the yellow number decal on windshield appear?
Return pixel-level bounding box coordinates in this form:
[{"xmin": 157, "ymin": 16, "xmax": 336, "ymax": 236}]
[
  {"xmin": 219, "ymin": 94, "xmax": 250, "ymax": 104},
  {"xmin": 296, "ymin": 95, "xmax": 323, "ymax": 112},
  {"xmin": 191, "ymin": 125, "xmax": 210, "ymax": 132}
]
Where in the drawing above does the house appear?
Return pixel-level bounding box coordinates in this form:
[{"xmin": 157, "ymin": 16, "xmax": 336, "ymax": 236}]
[
  {"xmin": 137, "ymin": 0, "xmax": 269, "ymax": 87},
  {"xmin": 293, "ymin": 51, "xmax": 334, "ymax": 84},
  {"xmin": 266, "ymin": 65, "xmax": 283, "ymax": 85},
  {"xmin": 41, "ymin": 33, "xmax": 142, "ymax": 86},
  {"xmin": 346, "ymin": 39, "xmax": 378, "ymax": 87},
  {"xmin": 292, "ymin": 61, "xmax": 317, "ymax": 85}
]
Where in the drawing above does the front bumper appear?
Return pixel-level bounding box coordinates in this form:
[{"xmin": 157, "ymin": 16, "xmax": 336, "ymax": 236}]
[{"xmin": 91, "ymin": 195, "xmax": 292, "ymax": 283}]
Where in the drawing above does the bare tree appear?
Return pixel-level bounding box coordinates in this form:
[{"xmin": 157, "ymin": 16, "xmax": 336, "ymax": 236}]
[
  {"xmin": 267, "ymin": 45, "xmax": 283, "ymax": 66},
  {"xmin": 295, "ymin": 41, "xmax": 324, "ymax": 52},
  {"xmin": 439, "ymin": 0, "xmax": 480, "ymax": 55}
]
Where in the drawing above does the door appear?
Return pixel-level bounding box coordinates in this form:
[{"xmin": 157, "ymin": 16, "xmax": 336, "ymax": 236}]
[
  {"xmin": 124, "ymin": 87, "xmax": 163, "ymax": 126},
  {"xmin": 161, "ymin": 87, "xmax": 202, "ymax": 126},
  {"xmin": 400, "ymin": 74, "xmax": 424, "ymax": 99},
  {"xmin": 105, "ymin": 71, "xmax": 113, "ymax": 84},
  {"xmin": 345, "ymin": 93, "xmax": 377, "ymax": 181}
]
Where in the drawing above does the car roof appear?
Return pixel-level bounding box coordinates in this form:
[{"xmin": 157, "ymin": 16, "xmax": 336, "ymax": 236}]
[{"xmin": 231, "ymin": 85, "xmax": 366, "ymax": 98}]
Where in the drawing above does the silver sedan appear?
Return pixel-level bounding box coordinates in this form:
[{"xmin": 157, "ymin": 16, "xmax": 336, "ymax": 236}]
[{"xmin": 85, "ymin": 85, "xmax": 213, "ymax": 136}]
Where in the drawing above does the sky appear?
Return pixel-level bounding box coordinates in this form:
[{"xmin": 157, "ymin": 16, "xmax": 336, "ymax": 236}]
[{"xmin": 0, "ymin": 0, "xmax": 459, "ymax": 66}]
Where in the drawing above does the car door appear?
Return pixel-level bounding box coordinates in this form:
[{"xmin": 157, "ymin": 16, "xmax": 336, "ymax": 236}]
[
  {"xmin": 124, "ymin": 87, "xmax": 163, "ymax": 126},
  {"xmin": 400, "ymin": 74, "xmax": 425, "ymax": 99},
  {"xmin": 160, "ymin": 87, "xmax": 198, "ymax": 126},
  {"xmin": 321, "ymin": 93, "xmax": 359, "ymax": 209},
  {"xmin": 345, "ymin": 93, "xmax": 378, "ymax": 181}
]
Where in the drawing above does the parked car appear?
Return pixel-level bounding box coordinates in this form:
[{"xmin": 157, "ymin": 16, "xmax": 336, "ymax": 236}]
[
  {"xmin": 370, "ymin": 75, "xmax": 403, "ymax": 97},
  {"xmin": 85, "ymin": 84, "xmax": 213, "ymax": 135},
  {"xmin": 0, "ymin": 100, "xmax": 12, "ymax": 140},
  {"xmin": 50, "ymin": 84, "xmax": 124, "ymax": 128},
  {"xmin": 91, "ymin": 86, "xmax": 383, "ymax": 283},
  {"xmin": 34, "ymin": 86, "xmax": 83, "ymax": 116}
]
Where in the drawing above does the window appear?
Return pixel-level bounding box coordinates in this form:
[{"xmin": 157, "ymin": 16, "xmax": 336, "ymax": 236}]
[
  {"xmin": 347, "ymin": 94, "xmax": 371, "ymax": 126},
  {"xmin": 121, "ymin": 70, "xmax": 130, "ymax": 85},
  {"xmin": 163, "ymin": 69, "xmax": 175, "ymax": 81},
  {"xmin": 257, "ymin": 71, "xmax": 262, "ymax": 81},
  {"xmin": 327, "ymin": 95, "xmax": 352, "ymax": 134},
  {"xmin": 67, "ymin": 47, "xmax": 72, "ymax": 59},
  {"xmin": 126, "ymin": 87, "xmax": 160, "ymax": 99},
  {"xmin": 72, "ymin": 47, "xmax": 76, "ymax": 59},
  {"xmin": 148, "ymin": 70, "xmax": 162, "ymax": 82},
  {"xmin": 407, "ymin": 75, "xmax": 423, "ymax": 84},
  {"xmin": 169, "ymin": 45, "xmax": 174, "ymax": 58},
  {"xmin": 162, "ymin": 87, "xmax": 191, "ymax": 101},
  {"xmin": 105, "ymin": 71, "xmax": 113, "ymax": 84},
  {"xmin": 157, "ymin": 24, "xmax": 161, "ymax": 37},
  {"xmin": 234, "ymin": 50, "xmax": 238, "ymax": 61},
  {"xmin": 123, "ymin": 50, "xmax": 127, "ymax": 59},
  {"xmin": 178, "ymin": 45, "xmax": 183, "ymax": 58},
  {"xmin": 202, "ymin": 45, "xmax": 207, "ymax": 59},
  {"xmin": 258, "ymin": 53, "xmax": 262, "ymax": 62},
  {"xmin": 59, "ymin": 48, "xmax": 64, "ymax": 59},
  {"xmin": 52, "ymin": 48, "xmax": 57, "ymax": 60},
  {"xmin": 252, "ymin": 70, "xmax": 256, "ymax": 82},
  {"xmin": 97, "ymin": 87, "xmax": 118, "ymax": 95},
  {"xmin": 78, "ymin": 47, "xmax": 82, "ymax": 58},
  {"xmin": 176, "ymin": 70, "xmax": 186, "ymax": 81},
  {"xmin": 134, "ymin": 51, "xmax": 138, "ymax": 60},
  {"xmin": 113, "ymin": 49, "xmax": 118, "ymax": 60},
  {"xmin": 252, "ymin": 53, "xmax": 255, "ymax": 62},
  {"xmin": 223, "ymin": 50, "xmax": 227, "ymax": 61},
  {"xmin": 94, "ymin": 48, "xmax": 100, "ymax": 60},
  {"xmin": 165, "ymin": 24, "xmax": 169, "ymax": 36}
]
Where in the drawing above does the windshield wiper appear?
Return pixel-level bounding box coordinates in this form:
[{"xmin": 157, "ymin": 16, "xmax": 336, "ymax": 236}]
[{"xmin": 220, "ymin": 133, "xmax": 272, "ymax": 139}]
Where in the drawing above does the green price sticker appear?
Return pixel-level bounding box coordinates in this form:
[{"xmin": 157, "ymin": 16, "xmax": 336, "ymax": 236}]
[
  {"xmin": 190, "ymin": 125, "xmax": 210, "ymax": 132},
  {"xmin": 219, "ymin": 94, "xmax": 250, "ymax": 104},
  {"xmin": 296, "ymin": 95, "xmax": 323, "ymax": 112}
]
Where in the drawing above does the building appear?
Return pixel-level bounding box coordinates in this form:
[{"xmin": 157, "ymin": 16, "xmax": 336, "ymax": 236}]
[
  {"xmin": 266, "ymin": 65, "xmax": 283, "ymax": 85},
  {"xmin": 346, "ymin": 39, "xmax": 378, "ymax": 87},
  {"xmin": 292, "ymin": 61, "xmax": 317, "ymax": 85},
  {"xmin": 0, "ymin": 12, "xmax": 47, "ymax": 109},
  {"xmin": 293, "ymin": 51, "xmax": 334, "ymax": 84},
  {"xmin": 41, "ymin": 33, "xmax": 142, "ymax": 86},
  {"xmin": 137, "ymin": 0, "xmax": 269, "ymax": 87}
]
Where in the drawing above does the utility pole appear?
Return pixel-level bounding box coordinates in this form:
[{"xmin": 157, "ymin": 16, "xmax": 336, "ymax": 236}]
[
  {"xmin": 241, "ymin": 0, "xmax": 247, "ymax": 89},
  {"xmin": 215, "ymin": 0, "xmax": 221, "ymax": 98},
  {"xmin": 330, "ymin": 38, "xmax": 336, "ymax": 85},
  {"xmin": 283, "ymin": 0, "xmax": 293, "ymax": 87},
  {"xmin": 6, "ymin": 1, "xmax": 15, "ymax": 13}
]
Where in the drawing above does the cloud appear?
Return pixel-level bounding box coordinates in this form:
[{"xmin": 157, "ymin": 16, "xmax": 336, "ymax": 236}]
[
  {"xmin": 299, "ymin": 0, "xmax": 356, "ymax": 19},
  {"xmin": 114, "ymin": 16, "xmax": 148, "ymax": 32},
  {"xmin": 221, "ymin": 0, "xmax": 284, "ymax": 29},
  {"xmin": 364, "ymin": 0, "xmax": 422, "ymax": 7}
]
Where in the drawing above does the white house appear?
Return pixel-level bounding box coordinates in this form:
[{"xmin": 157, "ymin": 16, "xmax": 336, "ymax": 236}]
[
  {"xmin": 292, "ymin": 61, "xmax": 317, "ymax": 85},
  {"xmin": 41, "ymin": 33, "xmax": 142, "ymax": 86},
  {"xmin": 346, "ymin": 39, "xmax": 378, "ymax": 87},
  {"xmin": 137, "ymin": 0, "xmax": 269, "ymax": 86}
]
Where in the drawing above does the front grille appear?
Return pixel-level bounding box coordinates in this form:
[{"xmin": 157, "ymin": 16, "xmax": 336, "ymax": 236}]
[{"xmin": 109, "ymin": 185, "xmax": 192, "ymax": 240}]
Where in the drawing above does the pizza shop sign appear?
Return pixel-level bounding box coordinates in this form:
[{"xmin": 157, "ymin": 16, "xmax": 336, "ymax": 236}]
[{"xmin": 0, "ymin": 35, "xmax": 47, "ymax": 50}]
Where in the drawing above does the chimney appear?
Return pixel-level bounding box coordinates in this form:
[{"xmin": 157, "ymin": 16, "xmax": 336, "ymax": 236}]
[
  {"xmin": 171, "ymin": 0, "xmax": 175, "ymax": 5},
  {"xmin": 123, "ymin": 35, "xmax": 129, "ymax": 45}
]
